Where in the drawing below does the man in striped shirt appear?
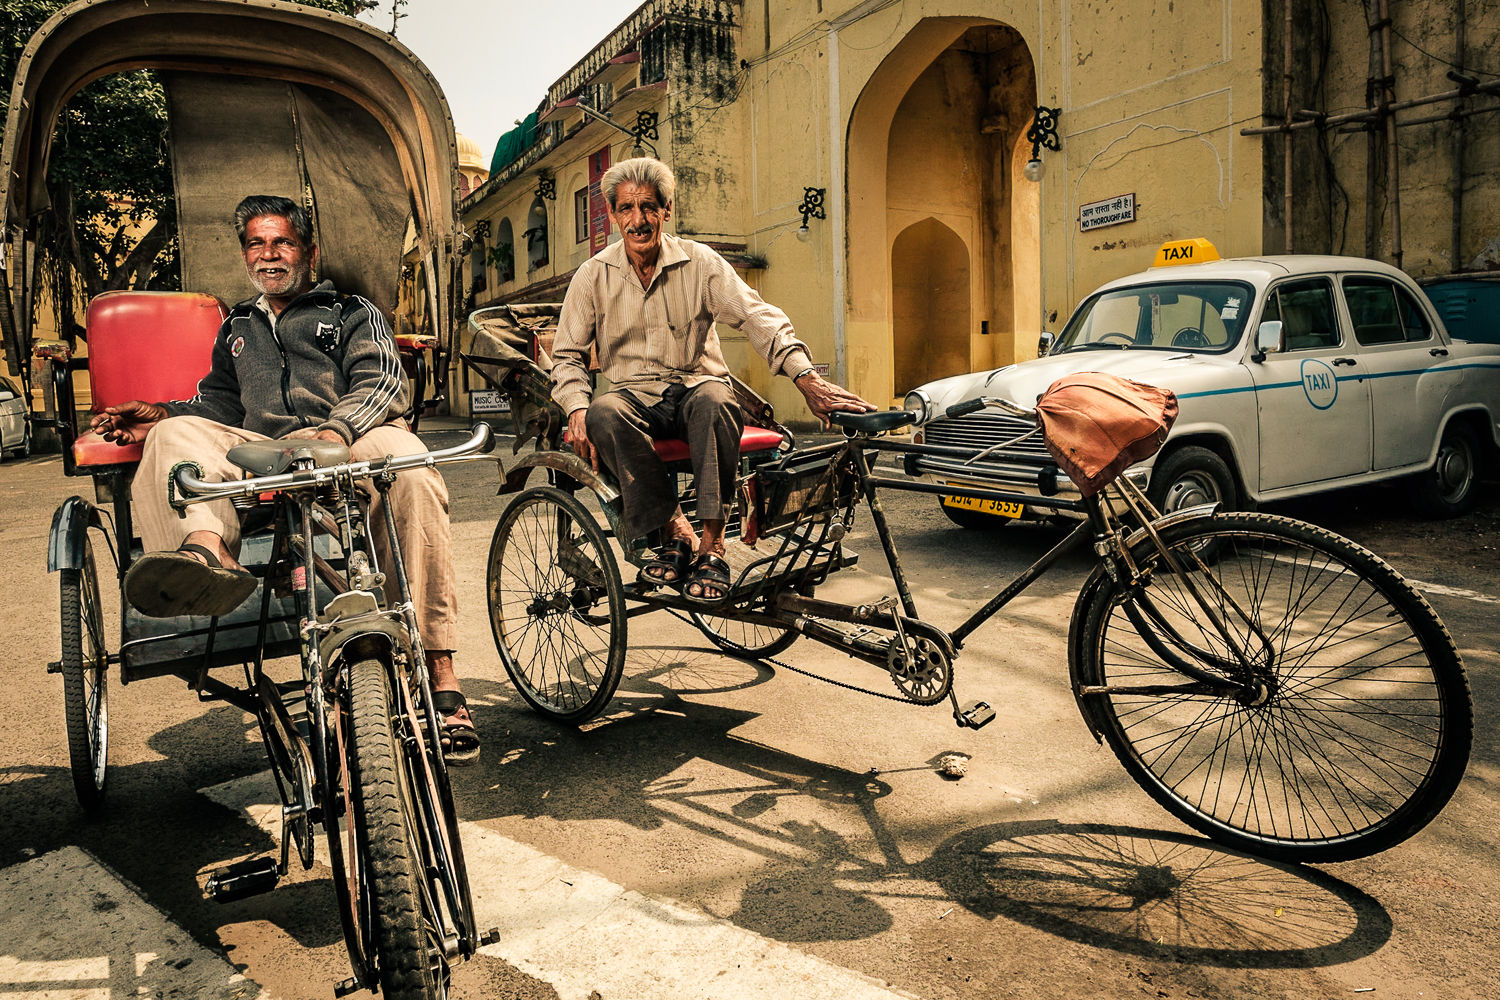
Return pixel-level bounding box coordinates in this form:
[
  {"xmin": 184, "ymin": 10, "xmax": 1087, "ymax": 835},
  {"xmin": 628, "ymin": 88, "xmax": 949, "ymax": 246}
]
[
  {"xmin": 90, "ymin": 195, "xmax": 478, "ymax": 763},
  {"xmin": 553, "ymin": 159, "xmax": 872, "ymax": 603}
]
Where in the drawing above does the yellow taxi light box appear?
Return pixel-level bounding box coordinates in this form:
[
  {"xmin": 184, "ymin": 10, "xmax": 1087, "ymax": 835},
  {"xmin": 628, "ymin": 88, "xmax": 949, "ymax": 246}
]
[{"xmin": 1153, "ymin": 238, "xmax": 1220, "ymax": 267}]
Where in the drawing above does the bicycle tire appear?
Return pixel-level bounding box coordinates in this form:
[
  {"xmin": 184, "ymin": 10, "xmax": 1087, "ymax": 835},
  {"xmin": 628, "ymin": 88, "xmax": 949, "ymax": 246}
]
[
  {"xmin": 487, "ymin": 486, "xmax": 626, "ymax": 724},
  {"xmin": 692, "ymin": 611, "xmax": 800, "ymax": 658},
  {"xmin": 1074, "ymin": 512, "xmax": 1471, "ymax": 863},
  {"xmin": 61, "ymin": 543, "xmax": 109, "ymax": 813},
  {"xmin": 349, "ymin": 658, "xmax": 442, "ymax": 1000}
]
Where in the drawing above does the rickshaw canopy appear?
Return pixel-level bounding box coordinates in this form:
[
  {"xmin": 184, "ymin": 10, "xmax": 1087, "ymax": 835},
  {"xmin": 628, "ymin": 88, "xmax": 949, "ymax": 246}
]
[{"xmin": 1, "ymin": 0, "xmax": 462, "ymax": 374}]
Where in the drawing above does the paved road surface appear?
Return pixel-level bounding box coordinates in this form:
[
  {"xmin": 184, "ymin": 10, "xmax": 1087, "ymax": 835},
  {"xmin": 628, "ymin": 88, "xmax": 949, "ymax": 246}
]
[{"xmin": 2, "ymin": 422, "xmax": 1497, "ymax": 999}]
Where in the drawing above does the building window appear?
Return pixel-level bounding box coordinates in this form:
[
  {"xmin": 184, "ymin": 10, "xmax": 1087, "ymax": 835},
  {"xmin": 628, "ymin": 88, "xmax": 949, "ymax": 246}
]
[
  {"xmin": 493, "ymin": 218, "xmax": 515, "ymax": 284},
  {"xmin": 470, "ymin": 232, "xmax": 487, "ymax": 294},
  {"xmin": 574, "ymin": 188, "xmax": 589, "ymax": 243},
  {"xmin": 525, "ymin": 197, "xmax": 549, "ymax": 272}
]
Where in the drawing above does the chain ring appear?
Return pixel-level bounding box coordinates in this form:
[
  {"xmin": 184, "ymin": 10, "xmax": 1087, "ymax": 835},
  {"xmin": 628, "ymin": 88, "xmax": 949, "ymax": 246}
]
[{"xmin": 886, "ymin": 636, "xmax": 952, "ymax": 705}]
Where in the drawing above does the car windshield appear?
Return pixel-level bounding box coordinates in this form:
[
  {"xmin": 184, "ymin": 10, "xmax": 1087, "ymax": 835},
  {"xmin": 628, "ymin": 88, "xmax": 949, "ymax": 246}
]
[{"xmin": 1054, "ymin": 281, "xmax": 1255, "ymax": 354}]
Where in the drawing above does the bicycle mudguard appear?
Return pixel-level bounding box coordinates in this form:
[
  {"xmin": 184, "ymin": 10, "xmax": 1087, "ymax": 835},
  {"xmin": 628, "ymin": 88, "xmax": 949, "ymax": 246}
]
[
  {"xmin": 317, "ymin": 618, "xmax": 412, "ymax": 677},
  {"xmin": 47, "ymin": 495, "xmax": 105, "ymax": 573},
  {"xmin": 501, "ymin": 450, "xmax": 621, "ymax": 503},
  {"xmin": 1120, "ymin": 501, "xmax": 1219, "ymax": 549}
]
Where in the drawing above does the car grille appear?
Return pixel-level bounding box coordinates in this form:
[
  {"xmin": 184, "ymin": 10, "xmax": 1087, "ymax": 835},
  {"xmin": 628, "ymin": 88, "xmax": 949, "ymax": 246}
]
[{"xmin": 922, "ymin": 413, "xmax": 1049, "ymax": 460}]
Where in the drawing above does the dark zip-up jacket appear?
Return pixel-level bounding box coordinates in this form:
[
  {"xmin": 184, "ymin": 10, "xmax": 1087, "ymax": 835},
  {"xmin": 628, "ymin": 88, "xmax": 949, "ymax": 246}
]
[{"xmin": 163, "ymin": 280, "xmax": 407, "ymax": 444}]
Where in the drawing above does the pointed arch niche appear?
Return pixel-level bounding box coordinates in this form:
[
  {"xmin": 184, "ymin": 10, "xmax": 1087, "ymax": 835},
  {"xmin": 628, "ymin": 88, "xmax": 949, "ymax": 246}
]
[
  {"xmin": 892, "ymin": 218, "xmax": 969, "ymax": 391},
  {"xmin": 847, "ymin": 17, "xmax": 1038, "ymax": 402}
]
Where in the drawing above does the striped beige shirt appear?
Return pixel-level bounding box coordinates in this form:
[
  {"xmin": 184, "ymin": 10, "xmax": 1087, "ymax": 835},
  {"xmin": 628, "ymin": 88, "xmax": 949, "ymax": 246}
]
[{"xmin": 551, "ymin": 233, "xmax": 813, "ymax": 414}]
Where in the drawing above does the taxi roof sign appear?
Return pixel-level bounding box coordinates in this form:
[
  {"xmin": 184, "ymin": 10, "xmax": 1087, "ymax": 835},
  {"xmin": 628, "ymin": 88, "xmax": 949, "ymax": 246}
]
[{"xmin": 1153, "ymin": 238, "xmax": 1220, "ymax": 267}]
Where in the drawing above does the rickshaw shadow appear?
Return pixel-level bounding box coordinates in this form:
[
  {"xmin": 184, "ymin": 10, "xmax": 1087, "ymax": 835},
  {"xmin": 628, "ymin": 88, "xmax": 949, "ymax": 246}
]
[{"xmin": 460, "ymin": 647, "xmax": 1393, "ymax": 970}]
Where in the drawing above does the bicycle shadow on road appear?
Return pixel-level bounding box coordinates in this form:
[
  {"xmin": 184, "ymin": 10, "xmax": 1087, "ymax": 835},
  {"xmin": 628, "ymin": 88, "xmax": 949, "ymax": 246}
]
[
  {"xmin": 924, "ymin": 818, "xmax": 1391, "ymax": 969},
  {"xmin": 458, "ymin": 645, "xmax": 1395, "ymax": 973}
]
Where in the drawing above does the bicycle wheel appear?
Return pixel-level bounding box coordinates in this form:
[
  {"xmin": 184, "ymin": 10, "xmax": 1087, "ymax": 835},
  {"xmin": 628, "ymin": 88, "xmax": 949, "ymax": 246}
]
[
  {"xmin": 61, "ymin": 540, "xmax": 109, "ymax": 813},
  {"xmin": 487, "ymin": 486, "xmax": 626, "ymax": 724},
  {"xmin": 349, "ymin": 658, "xmax": 442, "ymax": 1000},
  {"xmin": 1074, "ymin": 512, "xmax": 1471, "ymax": 863},
  {"xmin": 692, "ymin": 586, "xmax": 807, "ymax": 660}
]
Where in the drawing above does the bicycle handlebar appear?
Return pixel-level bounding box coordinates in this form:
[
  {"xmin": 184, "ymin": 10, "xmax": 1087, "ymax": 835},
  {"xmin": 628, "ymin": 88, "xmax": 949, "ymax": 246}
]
[
  {"xmin": 173, "ymin": 423, "xmax": 497, "ymax": 506},
  {"xmin": 943, "ymin": 396, "xmax": 1038, "ymax": 421}
]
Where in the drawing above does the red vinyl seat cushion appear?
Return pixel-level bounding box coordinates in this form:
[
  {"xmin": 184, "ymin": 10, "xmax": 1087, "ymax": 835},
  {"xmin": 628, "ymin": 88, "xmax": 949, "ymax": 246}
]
[
  {"xmin": 74, "ymin": 291, "xmax": 226, "ymax": 468},
  {"xmin": 562, "ymin": 425, "xmax": 785, "ymax": 464}
]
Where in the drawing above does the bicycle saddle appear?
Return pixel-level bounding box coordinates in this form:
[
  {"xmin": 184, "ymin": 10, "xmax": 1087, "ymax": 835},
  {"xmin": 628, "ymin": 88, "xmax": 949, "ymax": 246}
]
[
  {"xmin": 227, "ymin": 438, "xmax": 352, "ymax": 476},
  {"xmin": 829, "ymin": 409, "xmax": 917, "ymax": 433}
]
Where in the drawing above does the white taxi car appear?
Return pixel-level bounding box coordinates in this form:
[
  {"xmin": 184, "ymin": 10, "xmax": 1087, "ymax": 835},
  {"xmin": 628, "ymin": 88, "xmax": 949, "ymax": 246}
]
[
  {"xmin": 905, "ymin": 239, "xmax": 1500, "ymax": 525},
  {"xmin": 0, "ymin": 373, "xmax": 31, "ymax": 461}
]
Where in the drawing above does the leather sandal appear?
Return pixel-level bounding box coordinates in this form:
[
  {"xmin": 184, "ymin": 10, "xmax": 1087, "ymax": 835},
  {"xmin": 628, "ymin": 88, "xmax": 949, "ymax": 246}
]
[
  {"xmin": 637, "ymin": 538, "xmax": 693, "ymax": 588},
  {"xmin": 123, "ymin": 542, "xmax": 258, "ymax": 619},
  {"xmin": 683, "ymin": 552, "xmax": 733, "ymax": 605},
  {"xmin": 432, "ymin": 689, "xmax": 481, "ymax": 766}
]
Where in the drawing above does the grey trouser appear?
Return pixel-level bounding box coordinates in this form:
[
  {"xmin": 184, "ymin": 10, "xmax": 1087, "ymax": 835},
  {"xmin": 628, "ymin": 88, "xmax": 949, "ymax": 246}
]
[
  {"xmin": 135, "ymin": 416, "xmax": 458, "ymax": 651},
  {"xmin": 585, "ymin": 381, "xmax": 742, "ymax": 540}
]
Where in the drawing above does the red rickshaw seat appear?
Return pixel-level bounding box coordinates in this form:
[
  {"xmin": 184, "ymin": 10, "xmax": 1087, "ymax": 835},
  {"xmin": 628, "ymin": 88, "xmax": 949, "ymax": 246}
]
[
  {"xmin": 561, "ymin": 425, "xmax": 785, "ymax": 464},
  {"xmin": 73, "ymin": 291, "xmax": 227, "ymax": 467},
  {"xmin": 653, "ymin": 426, "xmax": 784, "ymax": 464}
]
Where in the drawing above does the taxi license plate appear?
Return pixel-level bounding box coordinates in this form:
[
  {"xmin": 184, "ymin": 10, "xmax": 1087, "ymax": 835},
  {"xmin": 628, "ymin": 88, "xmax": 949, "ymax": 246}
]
[{"xmin": 941, "ymin": 488, "xmax": 1024, "ymax": 519}]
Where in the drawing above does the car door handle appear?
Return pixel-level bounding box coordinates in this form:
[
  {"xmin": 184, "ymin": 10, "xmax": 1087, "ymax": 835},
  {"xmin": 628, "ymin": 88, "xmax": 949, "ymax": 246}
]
[
  {"xmin": 1332, "ymin": 357, "xmax": 1358, "ymax": 366},
  {"xmin": 1430, "ymin": 348, "xmax": 1449, "ymax": 356}
]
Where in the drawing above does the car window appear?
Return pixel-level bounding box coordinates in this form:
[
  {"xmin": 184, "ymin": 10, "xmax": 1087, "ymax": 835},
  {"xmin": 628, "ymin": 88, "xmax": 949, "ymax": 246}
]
[
  {"xmin": 1057, "ymin": 281, "xmax": 1251, "ymax": 354},
  {"xmin": 1395, "ymin": 285, "xmax": 1434, "ymax": 342},
  {"xmin": 1264, "ymin": 279, "xmax": 1339, "ymax": 351},
  {"xmin": 1343, "ymin": 276, "xmax": 1422, "ymax": 346}
]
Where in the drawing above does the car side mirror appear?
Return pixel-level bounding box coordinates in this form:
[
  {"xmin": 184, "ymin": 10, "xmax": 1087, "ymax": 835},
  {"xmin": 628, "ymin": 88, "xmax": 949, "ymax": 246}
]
[
  {"xmin": 1255, "ymin": 320, "xmax": 1284, "ymax": 357},
  {"xmin": 1037, "ymin": 331, "xmax": 1056, "ymax": 357}
]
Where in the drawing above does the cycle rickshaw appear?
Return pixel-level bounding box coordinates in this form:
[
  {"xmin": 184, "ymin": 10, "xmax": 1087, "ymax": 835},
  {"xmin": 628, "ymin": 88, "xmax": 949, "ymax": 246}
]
[
  {"xmin": 467, "ymin": 307, "xmax": 1474, "ymax": 865},
  {"xmin": 5, "ymin": 2, "xmax": 490, "ymax": 996}
]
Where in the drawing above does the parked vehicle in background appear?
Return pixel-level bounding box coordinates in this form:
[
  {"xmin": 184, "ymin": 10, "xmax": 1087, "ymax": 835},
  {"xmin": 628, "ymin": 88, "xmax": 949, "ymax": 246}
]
[
  {"xmin": 905, "ymin": 239, "xmax": 1500, "ymax": 527},
  {"xmin": 0, "ymin": 374, "xmax": 31, "ymax": 460}
]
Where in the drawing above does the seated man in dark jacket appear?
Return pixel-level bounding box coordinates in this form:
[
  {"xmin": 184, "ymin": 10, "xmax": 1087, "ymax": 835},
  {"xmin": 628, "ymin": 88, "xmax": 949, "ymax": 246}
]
[{"xmin": 90, "ymin": 195, "xmax": 478, "ymax": 764}]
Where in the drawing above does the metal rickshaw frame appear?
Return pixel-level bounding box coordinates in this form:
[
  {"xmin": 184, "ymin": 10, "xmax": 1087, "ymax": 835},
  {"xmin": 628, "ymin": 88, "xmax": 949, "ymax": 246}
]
[{"xmin": 4, "ymin": 2, "xmax": 491, "ymax": 997}]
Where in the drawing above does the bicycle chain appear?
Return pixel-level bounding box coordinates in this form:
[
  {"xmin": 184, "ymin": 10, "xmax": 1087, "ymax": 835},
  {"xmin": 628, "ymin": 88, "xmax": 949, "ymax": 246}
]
[{"xmin": 666, "ymin": 609, "xmax": 914, "ymax": 703}]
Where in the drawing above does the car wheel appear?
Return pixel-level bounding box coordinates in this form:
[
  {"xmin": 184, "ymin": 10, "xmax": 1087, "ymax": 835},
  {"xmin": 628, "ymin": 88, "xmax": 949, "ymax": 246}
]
[
  {"xmin": 1407, "ymin": 422, "xmax": 1481, "ymax": 518},
  {"xmin": 938, "ymin": 501, "xmax": 1011, "ymax": 529},
  {"xmin": 1147, "ymin": 445, "xmax": 1238, "ymax": 515},
  {"xmin": 18, "ymin": 421, "xmax": 31, "ymax": 459}
]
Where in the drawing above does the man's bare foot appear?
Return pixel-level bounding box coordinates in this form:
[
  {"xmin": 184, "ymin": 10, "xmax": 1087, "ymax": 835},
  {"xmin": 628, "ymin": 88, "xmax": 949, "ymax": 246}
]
[{"xmin": 181, "ymin": 530, "xmax": 245, "ymax": 572}]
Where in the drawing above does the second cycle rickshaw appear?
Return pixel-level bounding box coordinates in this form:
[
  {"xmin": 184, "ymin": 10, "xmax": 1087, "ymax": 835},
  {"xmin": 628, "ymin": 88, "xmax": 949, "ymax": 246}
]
[
  {"xmin": 466, "ymin": 308, "xmax": 1473, "ymax": 865},
  {"xmin": 6, "ymin": 2, "xmax": 491, "ymax": 996}
]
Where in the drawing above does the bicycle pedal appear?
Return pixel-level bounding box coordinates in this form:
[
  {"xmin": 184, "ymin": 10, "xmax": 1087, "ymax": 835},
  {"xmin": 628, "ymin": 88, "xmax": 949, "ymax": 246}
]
[
  {"xmin": 955, "ymin": 700, "xmax": 996, "ymax": 730},
  {"xmin": 205, "ymin": 857, "xmax": 279, "ymax": 903},
  {"xmin": 332, "ymin": 976, "xmax": 363, "ymax": 998},
  {"xmin": 479, "ymin": 927, "xmax": 502, "ymax": 946}
]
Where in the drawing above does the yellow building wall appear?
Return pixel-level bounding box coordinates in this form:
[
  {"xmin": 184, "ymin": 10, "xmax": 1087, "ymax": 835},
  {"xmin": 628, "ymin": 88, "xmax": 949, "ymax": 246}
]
[{"xmin": 464, "ymin": 0, "xmax": 1270, "ymax": 423}]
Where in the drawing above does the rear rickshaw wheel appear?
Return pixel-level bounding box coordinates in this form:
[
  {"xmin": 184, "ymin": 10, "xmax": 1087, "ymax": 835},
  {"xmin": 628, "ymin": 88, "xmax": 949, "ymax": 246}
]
[
  {"xmin": 487, "ymin": 486, "xmax": 626, "ymax": 724},
  {"xmin": 691, "ymin": 610, "xmax": 801, "ymax": 659},
  {"xmin": 61, "ymin": 540, "xmax": 109, "ymax": 812}
]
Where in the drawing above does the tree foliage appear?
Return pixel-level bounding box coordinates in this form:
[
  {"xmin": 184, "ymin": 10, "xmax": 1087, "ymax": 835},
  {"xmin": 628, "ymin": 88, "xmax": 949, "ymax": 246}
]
[{"xmin": 0, "ymin": 0, "xmax": 381, "ymax": 345}]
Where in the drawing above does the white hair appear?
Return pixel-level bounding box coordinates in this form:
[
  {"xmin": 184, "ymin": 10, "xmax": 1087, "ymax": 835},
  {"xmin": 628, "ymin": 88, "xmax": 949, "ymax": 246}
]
[{"xmin": 601, "ymin": 157, "xmax": 675, "ymax": 209}]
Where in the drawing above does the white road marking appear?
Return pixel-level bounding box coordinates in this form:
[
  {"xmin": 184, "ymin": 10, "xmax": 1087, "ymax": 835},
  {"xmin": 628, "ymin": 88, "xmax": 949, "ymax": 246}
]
[
  {"xmin": 0, "ymin": 845, "xmax": 267, "ymax": 1000},
  {"xmin": 1409, "ymin": 580, "xmax": 1500, "ymax": 605},
  {"xmin": 204, "ymin": 772, "xmax": 916, "ymax": 1000}
]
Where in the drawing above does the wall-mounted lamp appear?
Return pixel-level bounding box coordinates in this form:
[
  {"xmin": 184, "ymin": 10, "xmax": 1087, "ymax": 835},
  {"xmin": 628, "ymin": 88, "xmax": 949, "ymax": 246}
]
[
  {"xmin": 1024, "ymin": 105, "xmax": 1061, "ymax": 182},
  {"xmin": 796, "ymin": 186, "xmax": 826, "ymax": 242},
  {"xmin": 535, "ymin": 171, "xmax": 556, "ymax": 200},
  {"xmin": 575, "ymin": 100, "xmax": 660, "ymax": 159}
]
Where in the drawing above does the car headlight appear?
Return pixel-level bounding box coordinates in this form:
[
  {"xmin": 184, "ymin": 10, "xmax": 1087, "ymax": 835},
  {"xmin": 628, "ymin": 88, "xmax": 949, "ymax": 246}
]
[{"xmin": 903, "ymin": 389, "xmax": 933, "ymax": 424}]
